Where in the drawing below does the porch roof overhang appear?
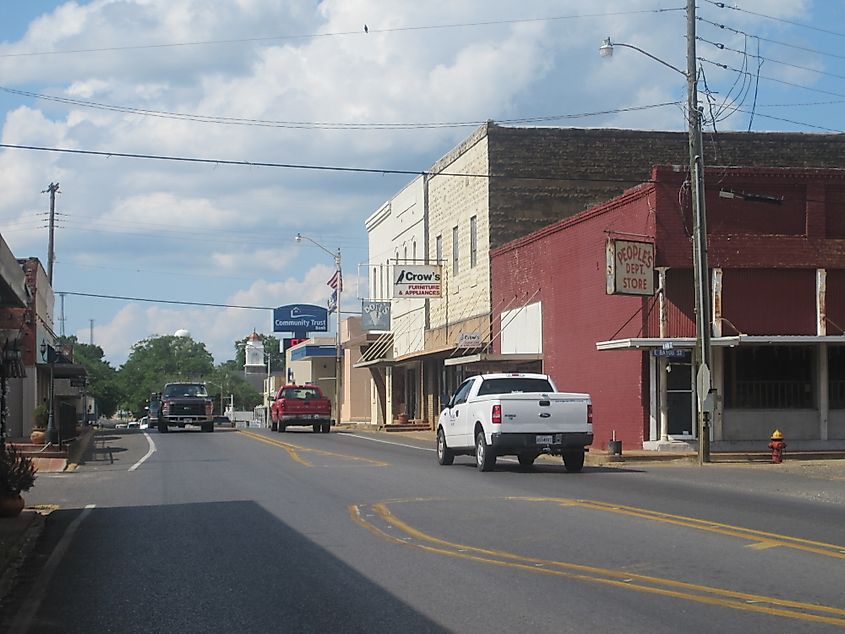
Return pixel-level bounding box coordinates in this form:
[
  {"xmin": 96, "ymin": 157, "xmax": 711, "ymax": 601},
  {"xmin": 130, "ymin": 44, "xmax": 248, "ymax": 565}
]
[
  {"xmin": 353, "ymin": 357, "xmax": 393, "ymax": 369},
  {"xmin": 596, "ymin": 335, "xmax": 845, "ymax": 351},
  {"xmin": 443, "ymin": 352, "xmax": 543, "ymax": 367},
  {"xmin": 36, "ymin": 362, "xmax": 87, "ymax": 378}
]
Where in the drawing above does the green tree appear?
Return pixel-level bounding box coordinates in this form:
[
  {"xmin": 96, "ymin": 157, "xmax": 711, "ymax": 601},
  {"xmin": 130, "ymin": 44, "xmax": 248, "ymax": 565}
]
[
  {"xmin": 57, "ymin": 336, "xmax": 121, "ymax": 418},
  {"xmin": 118, "ymin": 335, "xmax": 215, "ymax": 415},
  {"xmin": 205, "ymin": 365, "xmax": 262, "ymax": 415}
]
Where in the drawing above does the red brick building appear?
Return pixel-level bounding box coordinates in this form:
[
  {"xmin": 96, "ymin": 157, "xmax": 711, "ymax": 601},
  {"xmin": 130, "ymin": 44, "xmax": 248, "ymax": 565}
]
[{"xmin": 491, "ymin": 166, "xmax": 845, "ymax": 451}]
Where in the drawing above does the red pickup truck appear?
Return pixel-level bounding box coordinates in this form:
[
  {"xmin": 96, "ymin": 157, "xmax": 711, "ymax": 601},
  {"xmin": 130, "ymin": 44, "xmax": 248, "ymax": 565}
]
[{"xmin": 270, "ymin": 384, "xmax": 332, "ymax": 433}]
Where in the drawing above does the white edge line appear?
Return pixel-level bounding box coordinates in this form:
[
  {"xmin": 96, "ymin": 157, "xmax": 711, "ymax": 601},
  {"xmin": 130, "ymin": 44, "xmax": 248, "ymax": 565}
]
[
  {"xmin": 340, "ymin": 433, "xmax": 436, "ymax": 452},
  {"xmin": 129, "ymin": 432, "xmax": 157, "ymax": 472},
  {"xmin": 10, "ymin": 504, "xmax": 96, "ymax": 632}
]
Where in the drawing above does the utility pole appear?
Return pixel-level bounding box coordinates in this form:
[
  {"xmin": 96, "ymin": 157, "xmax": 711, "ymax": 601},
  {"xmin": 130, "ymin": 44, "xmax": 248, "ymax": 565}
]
[
  {"xmin": 90, "ymin": 319, "xmax": 94, "ymax": 345},
  {"xmin": 44, "ymin": 182, "xmax": 60, "ymax": 285},
  {"xmin": 687, "ymin": 0, "xmax": 712, "ymax": 464}
]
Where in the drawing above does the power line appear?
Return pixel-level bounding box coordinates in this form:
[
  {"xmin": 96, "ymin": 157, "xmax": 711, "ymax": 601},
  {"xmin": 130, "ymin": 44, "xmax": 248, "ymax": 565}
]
[
  {"xmin": 59, "ymin": 291, "xmax": 272, "ymax": 311},
  {"xmin": 0, "ymin": 87, "xmax": 681, "ymax": 130},
  {"xmin": 0, "ymin": 7, "xmax": 685, "ymax": 58},
  {"xmin": 699, "ymin": 57, "xmax": 845, "ymax": 99},
  {"xmin": 702, "ymin": 0, "xmax": 845, "ymax": 39},
  {"xmin": 698, "ymin": 16, "xmax": 845, "ymax": 62},
  {"xmin": 0, "ymin": 143, "xmax": 650, "ymax": 184},
  {"xmin": 698, "ymin": 36, "xmax": 845, "ymax": 81}
]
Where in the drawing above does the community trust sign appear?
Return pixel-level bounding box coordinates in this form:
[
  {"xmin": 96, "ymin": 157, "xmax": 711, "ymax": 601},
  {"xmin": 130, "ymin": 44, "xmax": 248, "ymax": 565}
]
[{"xmin": 606, "ymin": 239, "xmax": 655, "ymax": 296}]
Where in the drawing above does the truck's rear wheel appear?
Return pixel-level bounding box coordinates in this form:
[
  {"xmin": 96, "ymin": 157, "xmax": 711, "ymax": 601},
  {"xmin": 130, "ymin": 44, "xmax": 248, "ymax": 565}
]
[
  {"xmin": 280, "ymin": 423, "xmax": 287, "ymax": 432},
  {"xmin": 157, "ymin": 419, "xmax": 167, "ymax": 433},
  {"xmin": 202, "ymin": 422, "xmax": 214, "ymax": 433},
  {"xmin": 475, "ymin": 431, "xmax": 496, "ymax": 472},
  {"xmin": 312, "ymin": 424, "xmax": 320, "ymax": 433},
  {"xmin": 271, "ymin": 421, "xmax": 278, "ymax": 432},
  {"xmin": 321, "ymin": 423, "xmax": 330, "ymax": 433},
  {"xmin": 563, "ymin": 448, "xmax": 585, "ymax": 473},
  {"xmin": 436, "ymin": 428, "xmax": 454, "ymax": 465}
]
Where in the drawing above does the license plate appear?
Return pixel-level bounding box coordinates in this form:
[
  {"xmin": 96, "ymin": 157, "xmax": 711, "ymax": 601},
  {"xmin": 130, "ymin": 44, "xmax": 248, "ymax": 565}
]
[{"xmin": 536, "ymin": 434, "xmax": 554, "ymax": 445}]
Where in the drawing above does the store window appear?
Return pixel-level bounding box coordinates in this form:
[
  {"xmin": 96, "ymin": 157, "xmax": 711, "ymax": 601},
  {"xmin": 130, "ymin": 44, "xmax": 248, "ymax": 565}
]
[
  {"xmin": 470, "ymin": 216, "xmax": 478, "ymax": 268},
  {"xmin": 724, "ymin": 346, "xmax": 814, "ymax": 408},
  {"xmin": 452, "ymin": 226, "xmax": 459, "ymax": 275},
  {"xmin": 829, "ymin": 346, "xmax": 845, "ymax": 408}
]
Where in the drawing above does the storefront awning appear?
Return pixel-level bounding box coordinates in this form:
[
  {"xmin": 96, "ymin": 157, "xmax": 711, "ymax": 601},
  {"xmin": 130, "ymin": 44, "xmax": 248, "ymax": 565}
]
[
  {"xmin": 443, "ymin": 352, "xmax": 543, "ymax": 367},
  {"xmin": 597, "ymin": 335, "xmax": 845, "ymax": 351}
]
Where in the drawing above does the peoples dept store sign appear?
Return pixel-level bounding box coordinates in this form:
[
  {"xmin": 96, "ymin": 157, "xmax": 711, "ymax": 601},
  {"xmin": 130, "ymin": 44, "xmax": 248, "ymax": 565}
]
[
  {"xmin": 273, "ymin": 304, "xmax": 329, "ymax": 332},
  {"xmin": 393, "ymin": 265, "xmax": 442, "ymax": 298},
  {"xmin": 606, "ymin": 239, "xmax": 655, "ymax": 296}
]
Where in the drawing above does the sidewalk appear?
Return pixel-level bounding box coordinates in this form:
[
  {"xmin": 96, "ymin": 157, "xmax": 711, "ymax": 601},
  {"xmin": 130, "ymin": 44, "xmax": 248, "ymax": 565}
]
[{"xmin": 343, "ymin": 424, "xmax": 845, "ymax": 468}]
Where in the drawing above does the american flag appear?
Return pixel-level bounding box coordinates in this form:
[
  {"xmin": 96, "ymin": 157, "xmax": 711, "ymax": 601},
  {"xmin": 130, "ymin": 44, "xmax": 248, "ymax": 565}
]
[{"xmin": 327, "ymin": 269, "xmax": 343, "ymax": 292}]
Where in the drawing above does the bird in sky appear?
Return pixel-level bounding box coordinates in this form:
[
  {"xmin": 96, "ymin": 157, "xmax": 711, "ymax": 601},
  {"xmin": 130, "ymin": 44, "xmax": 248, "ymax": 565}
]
[{"xmin": 364, "ymin": 24, "xmax": 368, "ymax": 33}]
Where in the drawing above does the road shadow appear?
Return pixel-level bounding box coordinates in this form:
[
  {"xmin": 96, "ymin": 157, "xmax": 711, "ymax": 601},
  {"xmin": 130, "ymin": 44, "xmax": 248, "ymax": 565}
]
[
  {"xmin": 7, "ymin": 502, "xmax": 448, "ymax": 633},
  {"xmin": 450, "ymin": 460, "xmax": 644, "ymax": 474}
]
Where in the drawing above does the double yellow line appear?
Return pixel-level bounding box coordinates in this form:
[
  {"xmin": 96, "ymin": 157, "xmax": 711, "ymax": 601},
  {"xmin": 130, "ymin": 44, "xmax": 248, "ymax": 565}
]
[
  {"xmin": 240, "ymin": 430, "xmax": 389, "ymax": 468},
  {"xmin": 350, "ymin": 498, "xmax": 845, "ymax": 627}
]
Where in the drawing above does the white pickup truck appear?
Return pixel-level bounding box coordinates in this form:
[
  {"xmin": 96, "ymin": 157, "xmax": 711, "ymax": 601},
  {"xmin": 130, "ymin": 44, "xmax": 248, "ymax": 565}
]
[{"xmin": 436, "ymin": 373, "xmax": 593, "ymax": 472}]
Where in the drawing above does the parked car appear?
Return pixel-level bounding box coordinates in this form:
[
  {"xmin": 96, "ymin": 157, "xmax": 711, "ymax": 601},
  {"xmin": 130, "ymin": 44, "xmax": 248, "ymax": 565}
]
[
  {"xmin": 213, "ymin": 415, "xmax": 232, "ymax": 427},
  {"xmin": 436, "ymin": 373, "xmax": 593, "ymax": 472},
  {"xmin": 139, "ymin": 416, "xmax": 149, "ymax": 429}
]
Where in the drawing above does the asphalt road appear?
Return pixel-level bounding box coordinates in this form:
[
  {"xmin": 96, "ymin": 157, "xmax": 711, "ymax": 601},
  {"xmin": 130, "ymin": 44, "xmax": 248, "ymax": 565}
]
[{"xmin": 5, "ymin": 427, "xmax": 845, "ymax": 633}]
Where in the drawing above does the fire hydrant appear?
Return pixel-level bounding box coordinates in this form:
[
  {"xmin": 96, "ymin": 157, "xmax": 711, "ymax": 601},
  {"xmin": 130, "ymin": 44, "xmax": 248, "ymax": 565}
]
[{"xmin": 768, "ymin": 429, "xmax": 787, "ymax": 464}]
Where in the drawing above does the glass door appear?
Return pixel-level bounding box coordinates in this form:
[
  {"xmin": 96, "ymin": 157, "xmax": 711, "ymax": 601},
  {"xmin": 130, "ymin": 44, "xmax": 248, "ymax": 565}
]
[{"xmin": 667, "ymin": 360, "xmax": 694, "ymax": 437}]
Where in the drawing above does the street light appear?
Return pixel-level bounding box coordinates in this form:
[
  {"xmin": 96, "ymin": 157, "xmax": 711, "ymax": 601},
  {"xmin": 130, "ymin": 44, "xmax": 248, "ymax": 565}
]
[
  {"xmin": 600, "ymin": 0, "xmax": 712, "ymax": 463},
  {"xmin": 295, "ymin": 232, "xmax": 342, "ymax": 427}
]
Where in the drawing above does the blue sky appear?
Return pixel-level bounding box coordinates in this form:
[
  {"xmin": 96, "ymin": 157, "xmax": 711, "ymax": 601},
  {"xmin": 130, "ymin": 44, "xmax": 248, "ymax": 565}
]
[{"xmin": 0, "ymin": 0, "xmax": 841, "ymax": 366}]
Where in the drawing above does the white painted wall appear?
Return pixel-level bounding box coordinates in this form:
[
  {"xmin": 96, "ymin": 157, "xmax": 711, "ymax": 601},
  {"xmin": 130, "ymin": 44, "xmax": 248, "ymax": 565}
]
[
  {"xmin": 500, "ymin": 301, "xmax": 543, "ymax": 354},
  {"xmin": 427, "ymin": 135, "xmax": 490, "ymax": 336}
]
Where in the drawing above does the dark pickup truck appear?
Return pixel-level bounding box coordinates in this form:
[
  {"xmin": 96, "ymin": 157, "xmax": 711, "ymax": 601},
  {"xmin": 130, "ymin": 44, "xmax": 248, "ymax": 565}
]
[
  {"xmin": 157, "ymin": 382, "xmax": 214, "ymax": 433},
  {"xmin": 270, "ymin": 384, "xmax": 332, "ymax": 433}
]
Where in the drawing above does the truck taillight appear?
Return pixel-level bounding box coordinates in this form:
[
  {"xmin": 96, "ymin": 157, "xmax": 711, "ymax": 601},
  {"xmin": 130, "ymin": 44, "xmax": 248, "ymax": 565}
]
[
  {"xmin": 587, "ymin": 404, "xmax": 593, "ymax": 426},
  {"xmin": 162, "ymin": 402, "xmax": 170, "ymax": 414},
  {"xmin": 492, "ymin": 404, "xmax": 502, "ymax": 425},
  {"xmin": 206, "ymin": 402, "xmax": 213, "ymax": 415}
]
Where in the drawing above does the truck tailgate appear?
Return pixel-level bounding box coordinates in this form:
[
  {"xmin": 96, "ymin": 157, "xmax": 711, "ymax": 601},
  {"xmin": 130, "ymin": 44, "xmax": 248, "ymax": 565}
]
[
  {"xmin": 493, "ymin": 393, "xmax": 590, "ymax": 434},
  {"xmin": 283, "ymin": 399, "xmax": 331, "ymax": 415}
]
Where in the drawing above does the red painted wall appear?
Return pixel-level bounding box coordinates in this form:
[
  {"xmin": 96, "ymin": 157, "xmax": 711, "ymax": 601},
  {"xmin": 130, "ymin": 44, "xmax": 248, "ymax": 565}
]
[
  {"xmin": 492, "ymin": 187, "xmax": 656, "ymax": 449},
  {"xmin": 492, "ymin": 166, "xmax": 845, "ymax": 449}
]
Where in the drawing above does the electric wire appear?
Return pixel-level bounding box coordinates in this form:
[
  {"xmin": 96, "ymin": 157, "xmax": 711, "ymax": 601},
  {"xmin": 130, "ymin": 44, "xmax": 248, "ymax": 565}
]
[
  {"xmin": 702, "ymin": 0, "xmax": 845, "ymax": 39},
  {"xmin": 0, "ymin": 7, "xmax": 685, "ymax": 58},
  {"xmin": 0, "ymin": 143, "xmax": 652, "ymax": 184},
  {"xmin": 58, "ymin": 291, "xmax": 272, "ymax": 311},
  {"xmin": 699, "ymin": 57, "xmax": 845, "ymax": 100},
  {"xmin": 698, "ymin": 16, "xmax": 845, "ymax": 62},
  {"xmin": 697, "ymin": 37, "xmax": 845, "ymax": 81},
  {"xmin": 0, "ymin": 87, "xmax": 682, "ymax": 130}
]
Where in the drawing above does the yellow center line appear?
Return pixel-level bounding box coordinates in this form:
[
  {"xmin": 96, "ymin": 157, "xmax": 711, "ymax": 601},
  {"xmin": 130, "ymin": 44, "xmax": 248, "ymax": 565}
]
[
  {"xmin": 510, "ymin": 496, "xmax": 845, "ymax": 560},
  {"xmin": 351, "ymin": 500, "xmax": 845, "ymax": 627},
  {"xmin": 239, "ymin": 430, "xmax": 389, "ymax": 467}
]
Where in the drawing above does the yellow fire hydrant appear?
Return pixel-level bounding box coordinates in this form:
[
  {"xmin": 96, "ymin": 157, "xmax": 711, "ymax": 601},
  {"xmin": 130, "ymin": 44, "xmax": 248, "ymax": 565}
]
[{"xmin": 768, "ymin": 429, "xmax": 786, "ymax": 464}]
